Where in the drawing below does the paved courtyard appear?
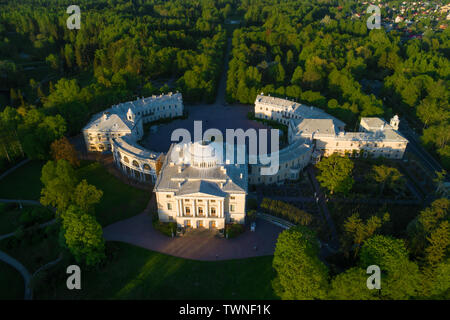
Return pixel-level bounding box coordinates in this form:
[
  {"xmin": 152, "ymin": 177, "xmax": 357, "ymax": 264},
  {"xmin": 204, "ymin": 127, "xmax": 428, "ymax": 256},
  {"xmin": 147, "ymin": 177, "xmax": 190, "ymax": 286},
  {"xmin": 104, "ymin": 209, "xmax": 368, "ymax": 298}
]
[
  {"xmin": 140, "ymin": 103, "xmax": 274, "ymax": 153},
  {"xmin": 103, "ymin": 213, "xmax": 284, "ymax": 261},
  {"xmin": 140, "ymin": 38, "xmax": 277, "ymax": 154}
]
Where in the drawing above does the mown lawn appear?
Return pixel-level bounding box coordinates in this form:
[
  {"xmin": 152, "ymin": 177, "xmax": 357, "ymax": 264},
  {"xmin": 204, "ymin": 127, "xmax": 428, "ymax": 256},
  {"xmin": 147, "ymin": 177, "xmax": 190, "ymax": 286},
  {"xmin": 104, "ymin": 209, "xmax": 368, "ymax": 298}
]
[
  {"xmin": 0, "ymin": 203, "xmax": 54, "ymax": 236},
  {"xmin": 0, "ymin": 159, "xmax": 149, "ymax": 227},
  {"xmin": 0, "ymin": 227, "xmax": 60, "ymax": 273},
  {"xmin": 0, "ymin": 161, "xmax": 45, "ymax": 200},
  {"xmin": 77, "ymin": 162, "xmax": 149, "ymax": 226},
  {"xmin": 36, "ymin": 242, "xmax": 278, "ymax": 300},
  {"xmin": 0, "ymin": 204, "xmax": 21, "ymax": 235},
  {"xmin": 0, "ymin": 261, "xmax": 25, "ymax": 300}
]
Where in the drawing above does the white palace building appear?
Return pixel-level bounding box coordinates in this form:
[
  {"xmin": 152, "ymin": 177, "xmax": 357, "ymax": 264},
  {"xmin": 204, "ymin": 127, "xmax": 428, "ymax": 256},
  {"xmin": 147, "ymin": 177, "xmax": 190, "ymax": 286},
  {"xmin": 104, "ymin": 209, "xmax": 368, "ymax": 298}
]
[
  {"xmin": 82, "ymin": 92, "xmax": 408, "ymax": 229},
  {"xmin": 82, "ymin": 92, "xmax": 183, "ymax": 183}
]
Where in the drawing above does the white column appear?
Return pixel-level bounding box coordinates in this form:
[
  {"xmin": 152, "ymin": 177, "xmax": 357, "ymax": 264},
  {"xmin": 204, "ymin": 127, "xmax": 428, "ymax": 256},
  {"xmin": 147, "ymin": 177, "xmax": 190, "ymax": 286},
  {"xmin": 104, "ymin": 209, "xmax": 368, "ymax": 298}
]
[
  {"xmin": 206, "ymin": 199, "xmax": 209, "ymax": 218},
  {"xmin": 176, "ymin": 199, "xmax": 180, "ymax": 217},
  {"xmin": 221, "ymin": 200, "xmax": 224, "ymax": 218},
  {"xmin": 193, "ymin": 199, "xmax": 196, "ymax": 217}
]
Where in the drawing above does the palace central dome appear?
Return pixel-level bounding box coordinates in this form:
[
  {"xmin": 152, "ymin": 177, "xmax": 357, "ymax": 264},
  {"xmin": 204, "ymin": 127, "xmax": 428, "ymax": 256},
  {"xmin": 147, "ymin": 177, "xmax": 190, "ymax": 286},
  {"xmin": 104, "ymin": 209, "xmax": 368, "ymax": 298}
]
[{"xmin": 174, "ymin": 140, "xmax": 224, "ymax": 168}]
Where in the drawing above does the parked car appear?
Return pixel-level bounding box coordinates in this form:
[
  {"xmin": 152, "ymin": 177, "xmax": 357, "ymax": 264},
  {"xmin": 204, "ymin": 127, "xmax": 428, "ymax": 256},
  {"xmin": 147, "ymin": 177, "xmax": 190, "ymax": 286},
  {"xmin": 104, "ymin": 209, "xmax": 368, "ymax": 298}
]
[{"xmin": 250, "ymin": 222, "xmax": 256, "ymax": 232}]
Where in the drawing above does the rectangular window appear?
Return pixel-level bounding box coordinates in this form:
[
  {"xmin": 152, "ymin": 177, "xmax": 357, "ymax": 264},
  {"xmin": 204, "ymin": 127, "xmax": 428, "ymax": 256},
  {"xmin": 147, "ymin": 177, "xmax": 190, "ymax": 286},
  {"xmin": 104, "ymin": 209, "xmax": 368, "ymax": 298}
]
[
  {"xmin": 230, "ymin": 204, "xmax": 235, "ymax": 212},
  {"xmin": 185, "ymin": 207, "xmax": 190, "ymax": 215},
  {"xmin": 166, "ymin": 195, "xmax": 171, "ymax": 198},
  {"xmin": 230, "ymin": 196, "xmax": 235, "ymax": 200},
  {"xmin": 167, "ymin": 203, "xmax": 172, "ymax": 210},
  {"xmin": 211, "ymin": 207, "xmax": 216, "ymax": 216}
]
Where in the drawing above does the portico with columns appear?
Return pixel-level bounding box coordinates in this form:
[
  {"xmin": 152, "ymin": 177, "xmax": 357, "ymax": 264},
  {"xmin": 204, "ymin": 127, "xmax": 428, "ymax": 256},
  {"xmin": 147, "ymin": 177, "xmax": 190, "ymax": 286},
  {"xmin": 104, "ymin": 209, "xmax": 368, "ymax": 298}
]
[
  {"xmin": 154, "ymin": 141, "xmax": 248, "ymax": 230},
  {"xmin": 174, "ymin": 195, "xmax": 226, "ymax": 229}
]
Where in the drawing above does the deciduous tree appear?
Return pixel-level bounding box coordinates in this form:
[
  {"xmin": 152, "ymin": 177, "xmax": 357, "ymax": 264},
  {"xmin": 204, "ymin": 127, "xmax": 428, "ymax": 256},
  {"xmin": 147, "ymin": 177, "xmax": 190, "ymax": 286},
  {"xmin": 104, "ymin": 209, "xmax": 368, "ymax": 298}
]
[
  {"xmin": 272, "ymin": 226, "xmax": 329, "ymax": 300},
  {"xmin": 73, "ymin": 179, "xmax": 103, "ymax": 214},
  {"xmin": 370, "ymin": 165, "xmax": 405, "ymax": 196},
  {"xmin": 316, "ymin": 154, "xmax": 354, "ymax": 195},
  {"xmin": 50, "ymin": 136, "xmax": 80, "ymax": 167},
  {"xmin": 328, "ymin": 267, "xmax": 379, "ymax": 300},
  {"xmin": 60, "ymin": 205, "xmax": 105, "ymax": 267},
  {"xmin": 360, "ymin": 235, "xmax": 421, "ymax": 299},
  {"xmin": 40, "ymin": 160, "xmax": 78, "ymax": 213}
]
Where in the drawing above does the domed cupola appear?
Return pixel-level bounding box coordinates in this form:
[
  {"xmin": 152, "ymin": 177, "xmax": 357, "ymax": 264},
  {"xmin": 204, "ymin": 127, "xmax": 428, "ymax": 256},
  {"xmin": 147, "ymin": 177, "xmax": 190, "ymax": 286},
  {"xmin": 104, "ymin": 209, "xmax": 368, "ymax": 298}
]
[
  {"xmin": 183, "ymin": 140, "xmax": 223, "ymax": 168},
  {"xmin": 127, "ymin": 108, "xmax": 135, "ymax": 123}
]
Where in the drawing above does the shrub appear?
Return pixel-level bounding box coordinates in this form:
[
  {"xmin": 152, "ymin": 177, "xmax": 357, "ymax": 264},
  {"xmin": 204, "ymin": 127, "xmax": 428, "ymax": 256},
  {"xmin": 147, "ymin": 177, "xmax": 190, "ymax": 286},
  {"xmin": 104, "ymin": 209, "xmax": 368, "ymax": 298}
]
[
  {"xmin": 19, "ymin": 206, "xmax": 53, "ymax": 228},
  {"xmin": 19, "ymin": 209, "xmax": 35, "ymax": 227},
  {"xmin": 260, "ymin": 198, "xmax": 313, "ymax": 225},
  {"xmin": 14, "ymin": 225, "xmax": 25, "ymax": 240},
  {"xmin": 247, "ymin": 198, "xmax": 258, "ymax": 210},
  {"xmin": 152, "ymin": 214, "xmax": 177, "ymax": 237},
  {"xmin": 247, "ymin": 209, "xmax": 257, "ymax": 222},
  {"xmin": 226, "ymin": 223, "xmax": 244, "ymax": 239}
]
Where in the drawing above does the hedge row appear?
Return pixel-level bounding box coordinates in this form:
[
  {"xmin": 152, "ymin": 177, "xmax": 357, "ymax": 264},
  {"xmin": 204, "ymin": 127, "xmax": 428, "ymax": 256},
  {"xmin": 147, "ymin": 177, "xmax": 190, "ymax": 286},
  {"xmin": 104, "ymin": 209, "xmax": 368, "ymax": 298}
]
[{"xmin": 260, "ymin": 198, "xmax": 312, "ymax": 226}]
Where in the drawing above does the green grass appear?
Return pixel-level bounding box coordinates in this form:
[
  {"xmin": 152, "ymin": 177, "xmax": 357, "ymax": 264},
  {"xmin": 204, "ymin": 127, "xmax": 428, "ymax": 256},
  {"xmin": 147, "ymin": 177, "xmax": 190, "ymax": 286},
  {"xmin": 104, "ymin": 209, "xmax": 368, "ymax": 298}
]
[
  {"xmin": 0, "ymin": 160, "xmax": 45, "ymax": 200},
  {"xmin": 0, "ymin": 159, "xmax": 148, "ymax": 226},
  {"xmin": 0, "ymin": 261, "xmax": 24, "ymax": 300},
  {"xmin": 36, "ymin": 242, "xmax": 277, "ymax": 300},
  {"xmin": 0, "ymin": 204, "xmax": 54, "ymax": 235},
  {"xmin": 0, "ymin": 227, "xmax": 60, "ymax": 273},
  {"xmin": 0, "ymin": 204, "xmax": 21, "ymax": 235},
  {"xmin": 77, "ymin": 162, "xmax": 149, "ymax": 226}
]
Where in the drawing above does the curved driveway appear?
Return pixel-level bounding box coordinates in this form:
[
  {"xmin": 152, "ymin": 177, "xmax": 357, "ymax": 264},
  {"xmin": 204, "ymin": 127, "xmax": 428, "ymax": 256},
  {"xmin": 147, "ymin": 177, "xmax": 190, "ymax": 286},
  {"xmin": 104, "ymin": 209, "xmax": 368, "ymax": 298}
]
[{"xmin": 103, "ymin": 213, "xmax": 283, "ymax": 261}]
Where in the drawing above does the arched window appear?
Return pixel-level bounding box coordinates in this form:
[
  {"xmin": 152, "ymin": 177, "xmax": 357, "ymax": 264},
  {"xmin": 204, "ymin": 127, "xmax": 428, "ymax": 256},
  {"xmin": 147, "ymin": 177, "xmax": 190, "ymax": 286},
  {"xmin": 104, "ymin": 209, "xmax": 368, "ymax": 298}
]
[
  {"xmin": 123, "ymin": 156, "xmax": 129, "ymax": 164},
  {"xmin": 132, "ymin": 160, "xmax": 140, "ymax": 168},
  {"xmin": 143, "ymin": 164, "xmax": 151, "ymax": 171}
]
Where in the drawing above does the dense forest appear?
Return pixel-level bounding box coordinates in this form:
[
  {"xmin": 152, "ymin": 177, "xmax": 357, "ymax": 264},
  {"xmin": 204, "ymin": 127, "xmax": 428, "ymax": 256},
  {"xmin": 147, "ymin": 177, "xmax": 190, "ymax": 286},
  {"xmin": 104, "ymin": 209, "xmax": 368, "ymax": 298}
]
[
  {"xmin": 0, "ymin": 0, "xmax": 449, "ymax": 172},
  {"xmin": 226, "ymin": 0, "xmax": 449, "ymax": 169},
  {"xmin": 0, "ymin": 0, "xmax": 234, "ymax": 169}
]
